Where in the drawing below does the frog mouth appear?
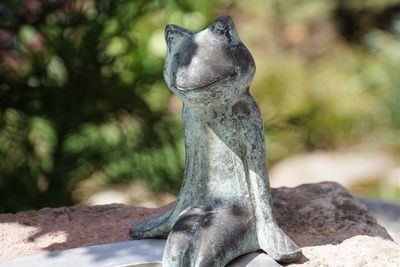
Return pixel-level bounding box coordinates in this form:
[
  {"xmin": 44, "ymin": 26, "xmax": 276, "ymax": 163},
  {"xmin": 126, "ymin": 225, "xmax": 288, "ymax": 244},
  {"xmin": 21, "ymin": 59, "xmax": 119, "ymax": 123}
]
[{"xmin": 175, "ymin": 74, "xmax": 235, "ymax": 91}]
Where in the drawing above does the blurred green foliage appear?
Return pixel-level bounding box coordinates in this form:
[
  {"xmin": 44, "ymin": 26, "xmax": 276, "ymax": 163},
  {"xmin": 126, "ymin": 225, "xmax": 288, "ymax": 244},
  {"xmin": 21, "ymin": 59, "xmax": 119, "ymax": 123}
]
[
  {"xmin": 1, "ymin": 0, "xmax": 399, "ymax": 212},
  {"xmin": 0, "ymin": 0, "xmax": 218, "ymax": 212}
]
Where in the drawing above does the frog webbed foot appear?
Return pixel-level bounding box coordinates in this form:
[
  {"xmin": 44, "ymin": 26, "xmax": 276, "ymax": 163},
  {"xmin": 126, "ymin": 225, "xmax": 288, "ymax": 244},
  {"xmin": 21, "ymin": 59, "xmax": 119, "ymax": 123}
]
[
  {"xmin": 258, "ymin": 223, "xmax": 302, "ymax": 263},
  {"xmin": 163, "ymin": 203, "xmax": 257, "ymax": 267},
  {"xmin": 129, "ymin": 210, "xmax": 174, "ymax": 239}
]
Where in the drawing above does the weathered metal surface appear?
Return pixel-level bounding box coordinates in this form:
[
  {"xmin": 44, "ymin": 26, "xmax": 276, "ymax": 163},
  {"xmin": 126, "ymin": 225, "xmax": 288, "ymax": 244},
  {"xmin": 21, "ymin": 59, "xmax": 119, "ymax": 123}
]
[{"xmin": 130, "ymin": 16, "xmax": 301, "ymax": 266}]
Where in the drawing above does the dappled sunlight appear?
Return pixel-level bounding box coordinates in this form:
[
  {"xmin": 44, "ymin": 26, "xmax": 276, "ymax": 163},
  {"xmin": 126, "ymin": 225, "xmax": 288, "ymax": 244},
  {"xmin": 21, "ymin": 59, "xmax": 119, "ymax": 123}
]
[
  {"xmin": 0, "ymin": 222, "xmax": 41, "ymax": 259},
  {"xmin": 0, "ymin": 220, "xmax": 68, "ymax": 259},
  {"xmin": 0, "ymin": 203, "xmax": 173, "ymax": 260},
  {"xmin": 28, "ymin": 230, "xmax": 68, "ymax": 252}
]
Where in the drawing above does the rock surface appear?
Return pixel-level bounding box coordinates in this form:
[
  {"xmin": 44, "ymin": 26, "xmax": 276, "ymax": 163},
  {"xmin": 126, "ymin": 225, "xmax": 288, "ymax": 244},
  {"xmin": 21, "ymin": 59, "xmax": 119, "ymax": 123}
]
[
  {"xmin": 0, "ymin": 182, "xmax": 399, "ymax": 266},
  {"xmin": 0, "ymin": 202, "xmax": 174, "ymax": 260},
  {"xmin": 291, "ymin": 235, "xmax": 399, "ymax": 267},
  {"xmin": 270, "ymin": 182, "xmax": 392, "ymax": 248},
  {"xmin": 359, "ymin": 197, "xmax": 400, "ymax": 244}
]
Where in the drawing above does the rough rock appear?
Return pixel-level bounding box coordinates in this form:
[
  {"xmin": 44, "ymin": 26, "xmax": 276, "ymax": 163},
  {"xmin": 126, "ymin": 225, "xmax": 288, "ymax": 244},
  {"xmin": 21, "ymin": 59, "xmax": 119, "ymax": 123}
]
[
  {"xmin": 291, "ymin": 235, "xmax": 399, "ymax": 267},
  {"xmin": 359, "ymin": 197, "xmax": 400, "ymax": 244},
  {"xmin": 0, "ymin": 202, "xmax": 174, "ymax": 260},
  {"xmin": 270, "ymin": 182, "xmax": 392, "ymax": 248},
  {"xmin": 0, "ymin": 182, "xmax": 398, "ymax": 266}
]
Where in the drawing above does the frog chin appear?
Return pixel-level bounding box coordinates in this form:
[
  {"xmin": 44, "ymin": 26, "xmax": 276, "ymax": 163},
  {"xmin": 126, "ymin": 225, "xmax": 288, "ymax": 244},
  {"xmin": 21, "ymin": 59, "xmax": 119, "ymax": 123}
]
[{"xmin": 174, "ymin": 73, "xmax": 236, "ymax": 92}]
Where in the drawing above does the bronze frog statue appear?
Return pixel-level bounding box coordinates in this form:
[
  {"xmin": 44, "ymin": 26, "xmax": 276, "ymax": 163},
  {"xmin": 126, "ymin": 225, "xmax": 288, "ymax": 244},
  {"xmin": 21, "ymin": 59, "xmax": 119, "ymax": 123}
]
[{"xmin": 130, "ymin": 16, "xmax": 301, "ymax": 267}]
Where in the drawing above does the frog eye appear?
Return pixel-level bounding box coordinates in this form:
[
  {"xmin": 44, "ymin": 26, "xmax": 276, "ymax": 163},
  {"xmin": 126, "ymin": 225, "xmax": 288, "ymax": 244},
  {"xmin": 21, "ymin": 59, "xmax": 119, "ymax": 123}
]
[
  {"xmin": 165, "ymin": 24, "xmax": 193, "ymax": 50},
  {"xmin": 208, "ymin": 16, "xmax": 240, "ymax": 44}
]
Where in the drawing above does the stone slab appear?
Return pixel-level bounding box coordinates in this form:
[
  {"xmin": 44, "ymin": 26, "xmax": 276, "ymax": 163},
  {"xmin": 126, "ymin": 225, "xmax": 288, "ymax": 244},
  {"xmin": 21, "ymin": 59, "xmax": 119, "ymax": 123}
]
[
  {"xmin": 0, "ymin": 240, "xmax": 279, "ymax": 267},
  {"xmin": 0, "ymin": 240, "xmax": 164, "ymax": 267},
  {"xmin": 227, "ymin": 253, "xmax": 281, "ymax": 267}
]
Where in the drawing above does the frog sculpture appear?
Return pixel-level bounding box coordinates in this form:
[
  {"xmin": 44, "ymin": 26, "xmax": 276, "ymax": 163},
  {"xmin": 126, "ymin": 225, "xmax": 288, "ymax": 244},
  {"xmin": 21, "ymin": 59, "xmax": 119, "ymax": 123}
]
[{"xmin": 130, "ymin": 16, "xmax": 301, "ymax": 266}]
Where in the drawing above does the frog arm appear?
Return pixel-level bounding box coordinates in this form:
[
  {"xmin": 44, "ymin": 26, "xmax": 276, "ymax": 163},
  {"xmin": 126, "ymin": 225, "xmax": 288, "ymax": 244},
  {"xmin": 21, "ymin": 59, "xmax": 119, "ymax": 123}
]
[{"xmin": 239, "ymin": 102, "xmax": 301, "ymax": 262}]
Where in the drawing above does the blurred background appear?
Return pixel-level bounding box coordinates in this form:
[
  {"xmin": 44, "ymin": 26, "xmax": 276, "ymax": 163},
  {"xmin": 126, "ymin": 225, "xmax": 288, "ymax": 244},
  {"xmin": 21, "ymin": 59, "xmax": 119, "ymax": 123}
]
[{"xmin": 0, "ymin": 0, "xmax": 399, "ymax": 213}]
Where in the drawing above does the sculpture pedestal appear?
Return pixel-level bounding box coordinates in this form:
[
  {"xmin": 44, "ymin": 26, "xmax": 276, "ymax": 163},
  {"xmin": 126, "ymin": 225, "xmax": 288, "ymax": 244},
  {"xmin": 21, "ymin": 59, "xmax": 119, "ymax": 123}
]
[
  {"xmin": 0, "ymin": 182, "xmax": 399, "ymax": 266},
  {"xmin": 0, "ymin": 240, "xmax": 280, "ymax": 267}
]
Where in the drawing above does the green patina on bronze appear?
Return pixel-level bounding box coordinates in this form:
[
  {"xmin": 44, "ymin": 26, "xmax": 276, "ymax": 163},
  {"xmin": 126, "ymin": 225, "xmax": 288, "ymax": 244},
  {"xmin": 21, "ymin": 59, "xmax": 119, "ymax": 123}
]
[{"xmin": 130, "ymin": 16, "xmax": 301, "ymax": 266}]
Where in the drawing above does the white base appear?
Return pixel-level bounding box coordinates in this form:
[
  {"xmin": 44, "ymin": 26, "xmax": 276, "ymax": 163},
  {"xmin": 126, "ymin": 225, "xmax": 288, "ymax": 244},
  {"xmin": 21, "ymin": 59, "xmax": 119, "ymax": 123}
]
[{"xmin": 0, "ymin": 239, "xmax": 281, "ymax": 267}]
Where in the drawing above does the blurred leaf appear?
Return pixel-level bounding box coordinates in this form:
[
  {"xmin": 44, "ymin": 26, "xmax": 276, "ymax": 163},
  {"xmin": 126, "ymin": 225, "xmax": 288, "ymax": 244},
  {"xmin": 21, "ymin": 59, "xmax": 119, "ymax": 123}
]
[{"xmin": 47, "ymin": 56, "xmax": 68, "ymax": 86}]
